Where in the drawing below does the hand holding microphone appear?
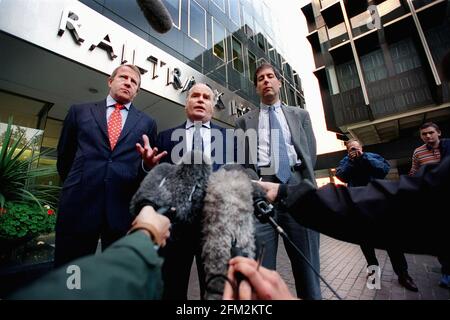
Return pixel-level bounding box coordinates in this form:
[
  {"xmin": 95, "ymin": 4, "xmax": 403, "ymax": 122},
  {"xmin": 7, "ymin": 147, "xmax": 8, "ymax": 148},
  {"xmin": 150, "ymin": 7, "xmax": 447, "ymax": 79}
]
[
  {"xmin": 255, "ymin": 180, "xmax": 279, "ymax": 203},
  {"xmin": 223, "ymin": 256, "xmax": 296, "ymax": 300},
  {"xmin": 128, "ymin": 205, "xmax": 171, "ymax": 247}
]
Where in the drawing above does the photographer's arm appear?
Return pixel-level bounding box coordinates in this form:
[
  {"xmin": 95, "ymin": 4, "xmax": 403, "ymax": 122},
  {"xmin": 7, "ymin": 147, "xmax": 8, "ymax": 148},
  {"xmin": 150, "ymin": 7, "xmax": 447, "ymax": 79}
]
[
  {"xmin": 257, "ymin": 158, "xmax": 450, "ymax": 256},
  {"xmin": 10, "ymin": 206, "xmax": 170, "ymax": 300}
]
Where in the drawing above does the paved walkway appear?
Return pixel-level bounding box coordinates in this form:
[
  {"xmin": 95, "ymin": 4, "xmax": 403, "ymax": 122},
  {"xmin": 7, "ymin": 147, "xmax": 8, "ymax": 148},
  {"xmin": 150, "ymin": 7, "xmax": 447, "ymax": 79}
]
[{"xmin": 188, "ymin": 235, "xmax": 450, "ymax": 300}]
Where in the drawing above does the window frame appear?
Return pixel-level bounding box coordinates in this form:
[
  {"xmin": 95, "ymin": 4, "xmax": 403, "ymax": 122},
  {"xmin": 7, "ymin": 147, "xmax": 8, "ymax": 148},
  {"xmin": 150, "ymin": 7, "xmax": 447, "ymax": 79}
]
[
  {"xmin": 188, "ymin": 0, "xmax": 207, "ymax": 48},
  {"xmin": 231, "ymin": 36, "xmax": 244, "ymax": 74},
  {"xmin": 164, "ymin": 0, "xmax": 182, "ymax": 30},
  {"xmin": 212, "ymin": 17, "xmax": 227, "ymax": 61}
]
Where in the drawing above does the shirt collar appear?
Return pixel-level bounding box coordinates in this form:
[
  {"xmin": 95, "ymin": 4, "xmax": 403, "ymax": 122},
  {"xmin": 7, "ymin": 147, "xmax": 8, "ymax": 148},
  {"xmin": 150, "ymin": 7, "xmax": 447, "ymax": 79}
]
[
  {"xmin": 260, "ymin": 100, "xmax": 282, "ymax": 112},
  {"xmin": 106, "ymin": 95, "xmax": 131, "ymax": 110},
  {"xmin": 186, "ymin": 119, "xmax": 211, "ymax": 129}
]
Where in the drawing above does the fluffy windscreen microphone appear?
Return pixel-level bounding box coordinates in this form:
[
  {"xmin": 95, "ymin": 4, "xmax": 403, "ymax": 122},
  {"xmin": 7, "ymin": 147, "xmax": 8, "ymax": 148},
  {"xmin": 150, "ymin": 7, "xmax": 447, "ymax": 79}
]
[
  {"xmin": 129, "ymin": 151, "xmax": 211, "ymax": 225},
  {"xmin": 136, "ymin": 0, "xmax": 173, "ymax": 33},
  {"xmin": 221, "ymin": 165, "xmax": 275, "ymax": 224},
  {"xmin": 201, "ymin": 168, "xmax": 256, "ymax": 300}
]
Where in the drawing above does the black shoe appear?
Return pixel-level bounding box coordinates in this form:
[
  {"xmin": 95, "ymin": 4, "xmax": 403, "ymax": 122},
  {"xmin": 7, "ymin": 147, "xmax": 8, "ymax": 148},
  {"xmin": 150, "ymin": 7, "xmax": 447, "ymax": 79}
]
[{"xmin": 398, "ymin": 274, "xmax": 419, "ymax": 292}]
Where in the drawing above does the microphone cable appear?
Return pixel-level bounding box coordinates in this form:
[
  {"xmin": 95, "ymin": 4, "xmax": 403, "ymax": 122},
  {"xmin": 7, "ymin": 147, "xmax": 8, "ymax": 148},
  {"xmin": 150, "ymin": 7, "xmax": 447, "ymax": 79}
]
[{"xmin": 254, "ymin": 198, "xmax": 343, "ymax": 300}]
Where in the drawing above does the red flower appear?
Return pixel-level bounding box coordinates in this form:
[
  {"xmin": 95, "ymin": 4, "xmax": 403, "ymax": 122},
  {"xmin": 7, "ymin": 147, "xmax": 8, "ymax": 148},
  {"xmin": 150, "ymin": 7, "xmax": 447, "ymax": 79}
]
[
  {"xmin": 47, "ymin": 209, "xmax": 55, "ymax": 215},
  {"xmin": 0, "ymin": 207, "xmax": 6, "ymax": 214}
]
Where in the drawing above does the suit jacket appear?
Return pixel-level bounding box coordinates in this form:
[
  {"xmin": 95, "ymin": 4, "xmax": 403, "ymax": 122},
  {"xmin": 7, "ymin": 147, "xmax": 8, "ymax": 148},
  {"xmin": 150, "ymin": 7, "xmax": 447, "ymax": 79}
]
[
  {"xmin": 234, "ymin": 105, "xmax": 317, "ymax": 185},
  {"xmin": 56, "ymin": 100, "xmax": 157, "ymax": 234},
  {"xmin": 156, "ymin": 121, "xmax": 231, "ymax": 172},
  {"xmin": 11, "ymin": 232, "xmax": 163, "ymax": 300}
]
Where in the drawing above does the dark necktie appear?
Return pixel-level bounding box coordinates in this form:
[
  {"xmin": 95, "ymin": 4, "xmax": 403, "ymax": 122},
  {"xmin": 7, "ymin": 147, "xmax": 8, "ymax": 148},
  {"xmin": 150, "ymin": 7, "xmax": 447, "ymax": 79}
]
[{"xmin": 192, "ymin": 123, "xmax": 205, "ymax": 152}]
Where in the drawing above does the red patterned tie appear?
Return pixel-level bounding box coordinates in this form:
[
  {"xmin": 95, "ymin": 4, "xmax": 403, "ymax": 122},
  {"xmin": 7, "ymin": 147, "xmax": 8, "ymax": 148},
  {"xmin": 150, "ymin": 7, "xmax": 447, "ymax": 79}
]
[{"xmin": 108, "ymin": 103, "xmax": 125, "ymax": 150}]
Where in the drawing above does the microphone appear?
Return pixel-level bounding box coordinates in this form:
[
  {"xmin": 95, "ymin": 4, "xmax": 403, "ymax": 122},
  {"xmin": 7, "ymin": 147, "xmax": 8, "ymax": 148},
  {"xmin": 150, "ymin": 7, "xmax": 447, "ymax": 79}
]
[
  {"xmin": 201, "ymin": 167, "xmax": 256, "ymax": 300},
  {"xmin": 130, "ymin": 151, "xmax": 211, "ymax": 226},
  {"xmin": 136, "ymin": 0, "xmax": 173, "ymax": 34},
  {"xmin": 221, "ymin": 164, "xmax": 276, "ymax": 224}
]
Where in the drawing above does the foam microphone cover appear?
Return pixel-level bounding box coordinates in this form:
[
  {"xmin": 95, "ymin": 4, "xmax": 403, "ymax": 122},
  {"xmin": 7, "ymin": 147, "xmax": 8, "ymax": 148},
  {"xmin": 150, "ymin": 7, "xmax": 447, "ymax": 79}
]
[
  {"xmin": 201, "ymin": 168, "xmax": 256, "ymax": 299},
  {"xmin": 130, "ymin": 151, "xmax": 211, "ymax": 225},
  {"xmin": 129, "ymin": 162, "xmax": 174, "ymax": 217},
  {"xmin": 221, "ymin": 164, "xmax": 267, "ymax": 200},
  {"xmin": 136, "ymin": 0, "xmax": 173, "ymax": 33}
]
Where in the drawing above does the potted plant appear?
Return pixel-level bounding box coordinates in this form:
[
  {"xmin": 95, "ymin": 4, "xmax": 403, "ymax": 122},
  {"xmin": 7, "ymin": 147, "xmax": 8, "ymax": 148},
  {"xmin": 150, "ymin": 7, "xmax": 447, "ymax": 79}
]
[{"xmin": 0, "ymin": 117, "xmax": 60, "ymax": 252}]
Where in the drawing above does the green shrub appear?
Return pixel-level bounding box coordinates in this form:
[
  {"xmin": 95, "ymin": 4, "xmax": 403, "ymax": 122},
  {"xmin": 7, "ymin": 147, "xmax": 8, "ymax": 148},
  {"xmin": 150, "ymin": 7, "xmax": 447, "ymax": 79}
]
[
  {"xmin": 0, "ymin": 202, "xmax": 56, "ymax": 240},
  {"xmin": 0, "ymin": 116, "xmax": 60, "ymax": 210}
]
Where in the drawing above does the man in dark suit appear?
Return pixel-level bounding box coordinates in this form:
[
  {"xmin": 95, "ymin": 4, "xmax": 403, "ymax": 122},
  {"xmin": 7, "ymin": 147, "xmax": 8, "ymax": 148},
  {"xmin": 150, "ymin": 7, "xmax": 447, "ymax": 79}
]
[
  {"xmin": 55, "ymin": 64, "xmax": 166, "ymax": 267},
  {"xmin": 235, "ymin": 63, "xmax": 321, "ymax": 300},
  {"xmin": 157, "ymin": 83, "xmax": 231, "ymax": 171},
  {"xmin": 156, "ymin": 83, "xmax": 231, "ymax": 299}
]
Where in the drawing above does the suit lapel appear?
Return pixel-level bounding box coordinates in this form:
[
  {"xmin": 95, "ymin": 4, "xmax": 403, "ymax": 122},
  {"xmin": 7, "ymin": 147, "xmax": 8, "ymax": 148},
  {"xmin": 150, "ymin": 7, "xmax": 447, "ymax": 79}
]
[
  {"xmin": 245, "ymin": 109, "xmax": 260, "ymax": 131},
  {"xmin": 245, "ymin": 109, "xmax": 260, "ymax": 170},
  {"xmin": 281, "ymin": 105, "xmax": 306, "ymax": 159},
  {"xmin": 91, "ymin": 100, "xmax": 109, "ymax": 142}
]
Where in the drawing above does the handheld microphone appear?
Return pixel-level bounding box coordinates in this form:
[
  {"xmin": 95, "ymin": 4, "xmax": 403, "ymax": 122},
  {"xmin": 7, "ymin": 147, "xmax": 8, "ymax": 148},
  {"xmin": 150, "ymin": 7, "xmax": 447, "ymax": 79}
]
[
  {"xmin": 232, "ymin": 167, "xmax": 343, "ymax": 300},
  {"xmin": 136, "ymin": 0, "xmax": 173, "ymax": 34},
  {"xmin": 221, "ymin": 164, "xmax": 276, "ymax": 224},
  {"xmin": 201, "ymin": 168, "xmax": 255, "ymax": 300},
  {"xmin": 130, "ymin": 152, "xmax": 211, "ymax": 226}
]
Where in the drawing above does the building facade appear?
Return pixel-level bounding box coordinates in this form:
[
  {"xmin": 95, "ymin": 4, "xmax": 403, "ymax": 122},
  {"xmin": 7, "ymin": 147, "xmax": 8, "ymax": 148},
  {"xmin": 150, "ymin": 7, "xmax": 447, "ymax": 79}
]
[
  {"xmin": 0, "ymin": 0, "xmax": 305, "ymax": 184},
  {"xmin": 302, "ymin": 0, "xmax": 450, "ymax": 173}
]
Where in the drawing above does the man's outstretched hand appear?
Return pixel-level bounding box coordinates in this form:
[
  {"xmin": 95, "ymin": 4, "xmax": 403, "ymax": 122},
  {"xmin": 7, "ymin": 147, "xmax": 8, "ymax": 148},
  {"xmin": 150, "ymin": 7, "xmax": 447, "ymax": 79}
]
[{"xmin": 136, "ymin": 134, "xmax": 167, "ymax": 169}]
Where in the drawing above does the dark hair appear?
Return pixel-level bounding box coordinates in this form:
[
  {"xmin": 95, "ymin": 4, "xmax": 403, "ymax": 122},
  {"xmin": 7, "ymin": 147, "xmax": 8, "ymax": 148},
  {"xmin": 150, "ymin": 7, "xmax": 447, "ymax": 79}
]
[
  {"xmin": 253, "ymin": 62, "xmax": 282, "ymax": 86},
  {"xmin": 345, "ymin": 138, "xmax": 362, "ymax": 147},
  {"xmin": 110, "ymin": 64, "xmax": 141, "ymax": 89},
  {"xmin": 420, "ymin": 122, "xmax": 440, "ymax": 132}
]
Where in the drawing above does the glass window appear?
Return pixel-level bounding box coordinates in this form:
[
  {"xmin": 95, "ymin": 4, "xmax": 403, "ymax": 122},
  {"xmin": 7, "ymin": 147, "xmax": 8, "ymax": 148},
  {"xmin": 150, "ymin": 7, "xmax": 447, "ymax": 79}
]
[
  {"xmin": 164, "ymin": 0, "xmax": 181, "ymax": 29},
  {"xmin": 267, "ymin": 37, "xmax": 276, "ymax": 63},
  {"xmin": 390, "ymin": 38, "xmax": 421, "ymax": 74},
  {"xmin": 293, "ymin": 72, "xmax": 301, "ymax": 90},
  {"xmin": 254, "ymin": 21, "xmax": 266, "ymax": 53},
  {"xmin": 248, "ymin": 50, "xmax": 256, "ymax": 82},
  {"xmin": 360, "ymin": 49, "xmax": 388, "ymax": 83},
  {"xmin": 232, "ymin": 36, "xmax": 244, "ymax": 73},
  {"xmin": 189, "ymin": 0, "xmax": 207, "ymax": 47},
  {"xmin": 242, "ymin": 6, "xmax": 255, "ymax": 40},
  {"xmin": 228, "ymin": 0, "xmax": 241, "ymax": 26},
  {"xmin": 335, "ymin": 61, "xmax": 360, "ymax": 92},
  {"xmin": 211, "ymin": 0, "xmax": 225, "ymax": 12},
  {"xmin": 288, "ymin": 87, "xmax": 296, "ymax": 106},
  {"xmin": 283, "ymin": 62, "xmax": 293, "ymax": 80},
  {"xmin": 280, "ymin": 83, "xmax": 288, "ymax": 105},
  {"xmin": 212, "ymin": 18, "xmax": 226, "ymax": 61}
]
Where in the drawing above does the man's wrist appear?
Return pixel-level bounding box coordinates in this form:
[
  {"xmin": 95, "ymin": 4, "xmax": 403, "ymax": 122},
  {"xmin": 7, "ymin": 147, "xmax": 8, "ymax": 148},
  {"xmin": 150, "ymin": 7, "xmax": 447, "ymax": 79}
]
[
  {"xmin": 128, "ymin": 222, "xmax": 162, "ymax": 245},
  {"xmin": 141, "ymin": 159, "xmax": 152, "ymax": 173},
  {"xmin": 137, "ymin": 229, "xmax": 152, "ymax": 239}
]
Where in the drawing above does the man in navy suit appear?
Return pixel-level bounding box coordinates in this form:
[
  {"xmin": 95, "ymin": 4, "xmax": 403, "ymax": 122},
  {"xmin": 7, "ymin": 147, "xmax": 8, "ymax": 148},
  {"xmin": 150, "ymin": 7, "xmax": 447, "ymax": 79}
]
[
  {"xmin": 156, "ymin": 83, "xmax": 232, "ymax": 299},
  {"xmin": 55, "ymin": 64, "xmax": 166, "ymax": 267}
]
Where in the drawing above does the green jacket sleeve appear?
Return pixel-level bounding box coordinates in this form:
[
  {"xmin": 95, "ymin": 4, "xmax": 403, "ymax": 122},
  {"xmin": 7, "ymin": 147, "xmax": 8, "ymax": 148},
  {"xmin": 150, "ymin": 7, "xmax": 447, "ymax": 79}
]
[{"xmin": 10, "ymin": 232, "xmax": 163, "ymax": 300}]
